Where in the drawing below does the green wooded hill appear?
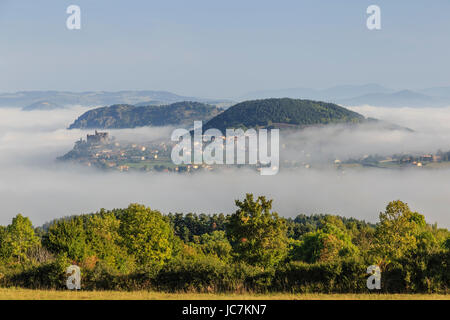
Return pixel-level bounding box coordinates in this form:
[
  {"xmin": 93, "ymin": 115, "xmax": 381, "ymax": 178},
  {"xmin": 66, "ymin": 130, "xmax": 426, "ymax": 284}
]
[
  {"xmin": 202, "ymin": 98, "xmax": 365, "ymax": 132},
  {"xmin": 68, "ymin": 102, "xmax": 223, "ymax": 129}
]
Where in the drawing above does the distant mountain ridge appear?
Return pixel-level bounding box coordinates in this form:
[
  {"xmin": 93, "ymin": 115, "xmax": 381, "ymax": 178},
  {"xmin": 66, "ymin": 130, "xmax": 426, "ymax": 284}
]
[
  {"xmin": 241, "ymin": 84, "xmax": 393, "ymax": 101},
  {"xmin": 4, "ymin": 85, "xmax": 450, "ymax": 110},
  {"xmin": 22, "ymin": 100, "xmax": 63, "ymax": 111},
  {"xmin": 68, "ymin": 101, "xmax": 223, "ymax": 129},
  {"xmin": 241, "ymin": 84, "xmax": 450, "ymax": 108},
  {"xmin": 338, "ymin": 90, "xmax": 444, "ymax": 108},
  {"xmin": 0, "ymin": 90, "xmax": 234, "ymax": 109}
]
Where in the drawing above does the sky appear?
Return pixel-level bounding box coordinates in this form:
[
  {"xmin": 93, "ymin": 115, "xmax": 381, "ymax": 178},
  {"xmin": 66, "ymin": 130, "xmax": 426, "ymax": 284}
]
[{"xmin": 1, "ymin": 0, "xmax": 450, "ymax": 98}]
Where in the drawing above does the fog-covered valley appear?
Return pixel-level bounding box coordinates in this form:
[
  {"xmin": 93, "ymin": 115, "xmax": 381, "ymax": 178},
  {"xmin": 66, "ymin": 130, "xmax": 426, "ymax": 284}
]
[{"xmin": 1, "ymin": 105, "xmax": 450, "ymax": 228}]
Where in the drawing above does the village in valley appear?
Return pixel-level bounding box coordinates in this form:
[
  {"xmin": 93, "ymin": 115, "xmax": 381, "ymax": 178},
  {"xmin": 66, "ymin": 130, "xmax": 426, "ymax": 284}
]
[
  {"xmin": 58, "ymin": 131, "xmax": 278, "ymax": 174},
  {"xmin": 58, "ymin": 131, "xmax": 450, "ymax": 173},
  {"xmin": 338, "ymin": 151, "xmax": 450, "ymax": 170},
  {"xmin": 57, "ymin": 131, "xmax": 205, "ymax": 173}
]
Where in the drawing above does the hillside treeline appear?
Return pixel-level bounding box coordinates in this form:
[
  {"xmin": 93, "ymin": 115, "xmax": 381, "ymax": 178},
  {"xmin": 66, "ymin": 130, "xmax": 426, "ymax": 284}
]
[
  {"xmin": 0, "ymin": 194, "xmax": 449, "ymax": 293},
  {"xmin": 202, "ymin": 98, "xmax": 365, "ymax": 132},
  {"xmin": 68, "ymin": 102, "xmax": 222, "ymax": 129}
]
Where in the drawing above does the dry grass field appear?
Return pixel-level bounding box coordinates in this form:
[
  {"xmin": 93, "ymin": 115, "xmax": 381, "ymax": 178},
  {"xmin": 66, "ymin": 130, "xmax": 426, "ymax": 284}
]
[{"xmin": 0, "ymin": 288, "xmax": 448, "ymax": 300}]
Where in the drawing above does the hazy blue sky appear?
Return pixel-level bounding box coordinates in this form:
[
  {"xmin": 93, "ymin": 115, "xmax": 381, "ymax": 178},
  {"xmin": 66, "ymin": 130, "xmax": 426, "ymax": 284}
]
[{"xmin": 1, "ymin": 0, "xmax": 450, "ymax": 98}]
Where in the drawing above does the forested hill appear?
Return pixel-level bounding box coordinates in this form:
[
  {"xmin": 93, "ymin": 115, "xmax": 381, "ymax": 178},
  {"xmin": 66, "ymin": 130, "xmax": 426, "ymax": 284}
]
[
  {"xmin": 202, "ymin": 98, "xmax": 365, "ymax": 132},
  {"xmin": 68, "ymin": 102, "xmax": 223, "ymax": 129}
]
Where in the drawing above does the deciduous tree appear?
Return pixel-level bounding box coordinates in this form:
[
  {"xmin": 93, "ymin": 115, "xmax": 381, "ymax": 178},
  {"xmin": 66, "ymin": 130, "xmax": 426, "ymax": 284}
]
[{"xmin": 227, "ymin": 194, "xmax": 288, "ymax": 268}]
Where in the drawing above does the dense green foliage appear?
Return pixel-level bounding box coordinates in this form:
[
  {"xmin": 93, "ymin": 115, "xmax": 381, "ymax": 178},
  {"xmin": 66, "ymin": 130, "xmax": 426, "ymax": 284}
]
[
  {"xmin": 227, "ymin": 194, "xmax": 288, "ymax": 268},
  {"xmin": 167, "ymin": 213, "xmax": 227, "ymax": 243},
  {"xmin": 0, "ymin": 195, "xmax": 448, "ymax": 293},
  {"xmin": 291, "ymin": 217, "xmax": 360, "ymax": 263},
  {"xmin": 68, "ymin": 101, "xmax": 222, "ymax": 129},
  {"xmin": 0, "ymin": 214, "xmax": 39, "ymax": 263},
  {"xmin": 202, "ymin": 98, "xmax": 365, "ymax": 132},
  {"xmin": 118, "ymin": 204, "xmax": 175, "ymax": 268}
]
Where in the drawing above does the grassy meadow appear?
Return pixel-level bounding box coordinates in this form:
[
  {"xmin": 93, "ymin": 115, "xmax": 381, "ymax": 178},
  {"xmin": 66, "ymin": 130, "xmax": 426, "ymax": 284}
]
[{"xmin": 0, "ymin": 288, "xmax": 448, "ymax": 300}]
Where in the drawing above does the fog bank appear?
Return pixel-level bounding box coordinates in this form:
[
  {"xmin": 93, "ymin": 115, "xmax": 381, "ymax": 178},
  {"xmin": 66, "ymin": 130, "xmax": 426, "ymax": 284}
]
[{"xmin": 0, "ymin": 106, "xmax": 449, "ymax": 228}]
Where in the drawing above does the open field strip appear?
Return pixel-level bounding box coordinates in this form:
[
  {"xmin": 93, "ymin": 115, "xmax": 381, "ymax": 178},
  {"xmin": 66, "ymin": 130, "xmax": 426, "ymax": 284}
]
[{"xmin": 0, "ymin": 288, "xmax": 448, "ymax": 300}]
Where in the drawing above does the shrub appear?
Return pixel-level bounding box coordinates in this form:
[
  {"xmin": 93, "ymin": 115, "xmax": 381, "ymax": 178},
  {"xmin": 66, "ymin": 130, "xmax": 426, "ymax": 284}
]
[
  {"xmin": 4, "ymin": 254, "xmax": 70, "ymax": 289},
  {"xmin": 155, "ymin": 256, "xmax": 239, "ymax": 292}
]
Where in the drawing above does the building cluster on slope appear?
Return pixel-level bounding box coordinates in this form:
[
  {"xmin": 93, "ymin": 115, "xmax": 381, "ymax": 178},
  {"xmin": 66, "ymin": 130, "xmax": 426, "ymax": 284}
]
[{"xmin": 61, "ymin": 131, "xmax": 217, "ymax": 173}]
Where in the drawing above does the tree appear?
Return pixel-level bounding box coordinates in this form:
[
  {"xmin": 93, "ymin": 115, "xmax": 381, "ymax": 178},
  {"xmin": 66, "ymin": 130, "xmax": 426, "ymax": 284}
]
[
  {"xmin": 291, "ymin": 217, "xmax": 359, "ymax": 263},
  {"xmin": 84, "ymin": 211, "xmax": 135, "ymax": 273},
  {"xmin": 168, "ymin": 212, "xmax": 227, "ymax": 243},
  {"xmin": 372, "ymin": 200, "xmax": 425, "ymax": 267},
  {"xmin": 119, "ymin": 204, "xmax": 175, "ymax": 268},
  {"xmin": 226, "ymin": 194, "xmax": 288, "ymax": 268},
  {"xmin": 192, "ymin": 231, "xmax": 232, "ymax": 262},
  {"xmin": 444, "ymin": 237, "xmax": 450, "ymax": 251},
  {"xmin": 1, "ymin": 214, "xmax": 39, "ymax": 263},
  {"xmin": 0, "ymin": 225, "xmax": 7, "ymax": 261},
  {"xmin": 43, "ymin": 216, "xmax": 90, "ymax": 262}
]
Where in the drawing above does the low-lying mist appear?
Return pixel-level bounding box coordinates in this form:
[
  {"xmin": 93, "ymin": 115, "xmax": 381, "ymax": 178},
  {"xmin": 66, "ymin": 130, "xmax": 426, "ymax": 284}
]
[{"xmin": 0, "ymin": 106, "xmax": 449, "ymax": 228}]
